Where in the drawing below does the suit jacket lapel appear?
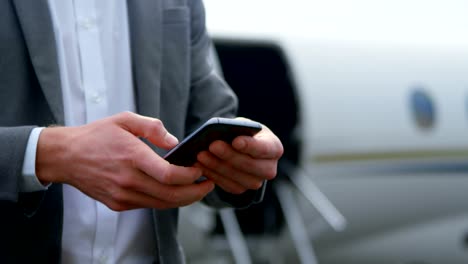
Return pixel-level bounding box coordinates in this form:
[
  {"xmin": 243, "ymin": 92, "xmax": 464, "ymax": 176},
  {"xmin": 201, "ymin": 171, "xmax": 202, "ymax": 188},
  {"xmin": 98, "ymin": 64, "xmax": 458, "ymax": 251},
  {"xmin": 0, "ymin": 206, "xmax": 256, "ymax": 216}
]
[
  {"xmin": 128, "ymin": 2, "xmax": 184, "ymax": 263},
  {"xmin": 13, "ymin": 0, "xmax": 163, "ymax": 124},
  {"xmin": 14, "ymin": 1, "xmax": 177, "ymax": 261},
  {"xmin": 127, "ymin": 0, "xmax": 163, "ymax": 119},
  {"xmin": 12, "ymin": 0, "xmax": 64, "ymax": 125}
]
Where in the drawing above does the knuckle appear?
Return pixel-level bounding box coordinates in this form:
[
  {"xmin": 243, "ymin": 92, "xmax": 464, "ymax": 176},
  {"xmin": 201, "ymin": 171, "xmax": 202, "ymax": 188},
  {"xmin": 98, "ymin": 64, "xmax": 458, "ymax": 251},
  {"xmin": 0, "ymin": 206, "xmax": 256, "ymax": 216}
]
[
  {"xmin": 275, "ymin": 145, "xmax": 284, "ymax": 159},
  {"xmin": 108, "ymin": 201, "xmax": 127, "ymax": 212},
  {"xmin": 197, "ymin": 187, "xmax": 210, "ymax": 199},
  {"xmin": 195, "ymin": 192, "xmax": 205, "ymax": 202},
  {"xmin": 125, "ymin": 152, "xmax": 137, "ymax": 168},
  {"xmin": 201, "ymin": 153, "xmax": 216, "ymax": 167},
  {"xmin": 230, "ymin": 186, "xmax": 247, "ymax": 195},
  {"xmin": 248, "ymin": 180, "xmax": 263, "ymax": 190},
  {"xmin": 265, "ymin": 167, "xmax": 278, "ymax": 180},
  {"xmin": 128, "ymin": 147, "xmax": 145, "ymax": 168},
  {"xmin": 178, "ymin": 198, "xmax": 194, "ymax": 208},
  {"xmin": 111, "ymin": 190, "xmax": 128, "ymax": 205},
  {"xmin": 189, "ymin": 167, "xmax": 202, "ymax": 181},
  {"xmin": 150, "ymin": 119, "xmax": 164, "ymax": 132},
  {"xmin": 166, "ymin": 190, "xmax": 182, "ymax": 203},
  {"xmin": 115, "ymin": 175, "xmax": 135, "ymax": 189},
  {"xmin": 159, "ymin": 168, "xmax": 173, "ymax": 184},
  {"xmin": 118, "ymin": 111, "xmax": 134, "ymax": 121}
]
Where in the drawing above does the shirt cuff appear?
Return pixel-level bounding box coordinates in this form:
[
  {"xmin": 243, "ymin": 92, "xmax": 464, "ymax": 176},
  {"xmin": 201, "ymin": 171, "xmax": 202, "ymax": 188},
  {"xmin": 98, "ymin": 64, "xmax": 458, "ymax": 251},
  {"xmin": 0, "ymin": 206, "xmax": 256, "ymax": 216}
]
[{"xmin": 20, "ymin": 127, "xmax": 50, "ymax": 192}]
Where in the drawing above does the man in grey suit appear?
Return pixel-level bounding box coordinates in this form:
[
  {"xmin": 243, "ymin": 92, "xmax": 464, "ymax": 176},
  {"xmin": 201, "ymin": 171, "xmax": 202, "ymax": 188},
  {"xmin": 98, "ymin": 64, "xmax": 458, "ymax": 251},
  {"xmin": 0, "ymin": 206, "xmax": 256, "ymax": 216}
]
[{"xmin": 0, "ymin": 0, "xmax": 283, "ymax": 263}]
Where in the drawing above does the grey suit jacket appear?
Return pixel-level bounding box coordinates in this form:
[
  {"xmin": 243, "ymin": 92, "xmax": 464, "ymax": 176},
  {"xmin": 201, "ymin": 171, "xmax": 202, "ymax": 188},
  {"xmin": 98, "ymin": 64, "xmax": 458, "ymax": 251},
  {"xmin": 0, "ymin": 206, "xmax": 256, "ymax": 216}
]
[{"xmin": 0, "ymin": 0, "xmax": 264, "ymax": 263}]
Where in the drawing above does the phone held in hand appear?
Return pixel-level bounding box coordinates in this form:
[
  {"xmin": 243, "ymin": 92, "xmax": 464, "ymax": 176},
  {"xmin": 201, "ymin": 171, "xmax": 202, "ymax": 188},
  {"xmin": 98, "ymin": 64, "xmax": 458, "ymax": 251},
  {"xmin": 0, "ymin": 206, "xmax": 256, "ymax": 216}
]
[{"xmin": 164, "ymin": 117, "xmax": 262, "ymax": 167}]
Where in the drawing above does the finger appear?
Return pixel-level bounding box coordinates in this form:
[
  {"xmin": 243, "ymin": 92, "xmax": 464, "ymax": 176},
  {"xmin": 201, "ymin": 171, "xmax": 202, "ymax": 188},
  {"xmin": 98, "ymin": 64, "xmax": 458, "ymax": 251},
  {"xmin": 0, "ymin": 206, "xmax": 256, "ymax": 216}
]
[
  {"xmin": 129, "ymin": 141, "xmax": 204, "ymax": 185},
  {"xmin": 114, "ymin": 111, "xmax": 179, "ymax": 149},
  {"xmin": 197, "ymin": 151, "xmax": 264, "ymax": 191},
  {"xmin": 231, "ymin": 128, "xmax": 284, "ymax": 159},
  {"xmin": 208, "ymin": 141, "xmax": 278, "ymax": 181},
  {"xmin": 111, "ymin": 180, "xmax": 214, "ymax": 210},
  {"xmin": 107, "ymin": 169, "xmax": 215, "ymax": 209},
  {"xmin": 131, "ymin": 170, "xmax": 215, "ymax": 204},
  {"xmin": 195, "ymin": 161, "xmax": 248, "ymax": 194},
  {"xmin": 105, "ymin": 189, "xmax": 179, "ymax": 211},
  {"xmin": 156, "ymin": 164, "xmax": 204, "ymax": 185}
]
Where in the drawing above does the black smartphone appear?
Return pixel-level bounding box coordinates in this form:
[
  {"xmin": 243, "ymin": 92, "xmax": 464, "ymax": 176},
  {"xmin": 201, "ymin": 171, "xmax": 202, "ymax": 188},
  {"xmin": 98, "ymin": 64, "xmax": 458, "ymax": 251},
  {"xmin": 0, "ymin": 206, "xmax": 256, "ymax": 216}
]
[{"xmin": 164, "ymin": 117, "xmax": 262, "ymax": 166}]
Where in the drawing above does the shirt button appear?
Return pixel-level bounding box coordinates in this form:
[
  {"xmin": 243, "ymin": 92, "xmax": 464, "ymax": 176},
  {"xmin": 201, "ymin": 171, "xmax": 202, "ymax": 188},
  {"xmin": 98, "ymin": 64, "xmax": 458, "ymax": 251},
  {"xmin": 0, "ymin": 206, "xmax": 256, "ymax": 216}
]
[
  {"xmin": 78, "ymin": 16, "xmax": 96, "ymax": 30},
  {"xmin": 98, "ymin": 254, "xmax": 108, "ymax": 264},
  {"xmin": 90, "ymin": 92, "xmax": 102, "ymax": 104}
]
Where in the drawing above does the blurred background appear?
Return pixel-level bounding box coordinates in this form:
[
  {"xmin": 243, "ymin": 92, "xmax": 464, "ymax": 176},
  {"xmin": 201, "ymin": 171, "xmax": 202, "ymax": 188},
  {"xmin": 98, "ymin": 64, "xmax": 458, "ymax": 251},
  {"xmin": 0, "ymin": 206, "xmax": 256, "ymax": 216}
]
[{"xmin": 178, "ymin": 1, "xmax": 468, "ymax": 263}]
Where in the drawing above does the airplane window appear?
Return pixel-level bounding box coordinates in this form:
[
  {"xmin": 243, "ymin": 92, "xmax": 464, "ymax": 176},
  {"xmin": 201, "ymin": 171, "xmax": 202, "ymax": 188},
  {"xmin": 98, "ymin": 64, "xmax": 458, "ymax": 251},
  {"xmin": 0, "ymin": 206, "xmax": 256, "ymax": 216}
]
[{"xmin": 410, "ymin": 88, "xmax": 436, "ymax": 130}]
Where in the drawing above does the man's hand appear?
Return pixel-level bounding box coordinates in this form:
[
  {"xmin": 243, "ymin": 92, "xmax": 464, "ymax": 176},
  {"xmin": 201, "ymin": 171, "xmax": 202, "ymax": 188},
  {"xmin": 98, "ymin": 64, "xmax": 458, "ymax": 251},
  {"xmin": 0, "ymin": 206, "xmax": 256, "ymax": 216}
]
[
  {"xmin": 35, "ymin": 112, "xmax": 215, "ymax": 211},
  {"xmin": 196, "ymin": 119, "xmax": 284, "ymax": 194}
]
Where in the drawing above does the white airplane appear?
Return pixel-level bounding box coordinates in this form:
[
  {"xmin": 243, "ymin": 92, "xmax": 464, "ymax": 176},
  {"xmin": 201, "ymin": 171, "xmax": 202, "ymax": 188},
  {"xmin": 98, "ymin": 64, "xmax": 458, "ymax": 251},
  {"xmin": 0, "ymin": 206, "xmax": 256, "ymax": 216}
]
[{"xmin": 179, "ymin": 1, "xmax": 468, "ymax": 263}]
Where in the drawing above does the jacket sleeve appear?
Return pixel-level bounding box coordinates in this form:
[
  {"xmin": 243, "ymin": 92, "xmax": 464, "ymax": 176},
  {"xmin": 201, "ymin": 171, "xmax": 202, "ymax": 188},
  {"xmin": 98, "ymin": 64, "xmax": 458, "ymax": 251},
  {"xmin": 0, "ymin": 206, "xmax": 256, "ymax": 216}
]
[
  {"xmin": 0, "ymin": 126, "xmax": 35, "ymax": 202},
  {"xmin": 185, "ymin": 0, "xmax": 238, "ymax": 131},
  {"xmin": 186, "ymin": 0, "xmax": 267, "ymax": 209}
]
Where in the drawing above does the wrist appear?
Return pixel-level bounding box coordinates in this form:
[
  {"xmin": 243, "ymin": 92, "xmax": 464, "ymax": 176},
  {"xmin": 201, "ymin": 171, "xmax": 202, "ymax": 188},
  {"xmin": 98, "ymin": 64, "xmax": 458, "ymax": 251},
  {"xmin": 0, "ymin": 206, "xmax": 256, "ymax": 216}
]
[{"xmin": 35, "ymin": 126, "xmax": 72, "ymax": 184}]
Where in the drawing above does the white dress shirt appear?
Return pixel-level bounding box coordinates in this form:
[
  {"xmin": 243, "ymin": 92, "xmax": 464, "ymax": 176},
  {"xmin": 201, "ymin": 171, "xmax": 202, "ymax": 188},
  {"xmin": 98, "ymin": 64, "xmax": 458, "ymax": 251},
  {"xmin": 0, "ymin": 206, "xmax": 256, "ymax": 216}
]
[{"xmin": 22, "ymin": 1, "xmax": 156, "ymax": 263}]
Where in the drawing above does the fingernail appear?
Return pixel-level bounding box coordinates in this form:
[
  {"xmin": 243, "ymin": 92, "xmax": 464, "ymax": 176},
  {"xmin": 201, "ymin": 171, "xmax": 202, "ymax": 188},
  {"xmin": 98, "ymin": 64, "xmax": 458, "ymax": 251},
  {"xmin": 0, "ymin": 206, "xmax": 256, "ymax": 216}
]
[{"xmin": 165, "ymin": 133, "xmax": 179, "ymax": 145}]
